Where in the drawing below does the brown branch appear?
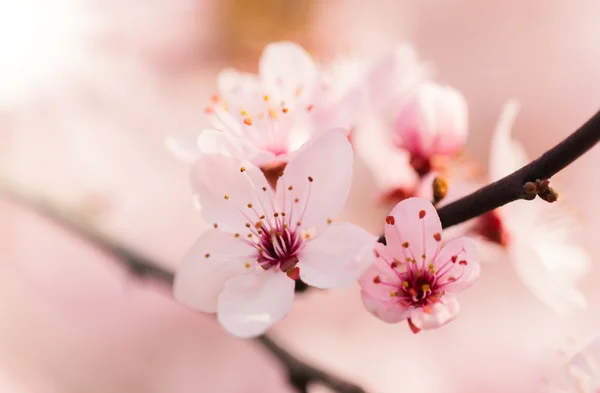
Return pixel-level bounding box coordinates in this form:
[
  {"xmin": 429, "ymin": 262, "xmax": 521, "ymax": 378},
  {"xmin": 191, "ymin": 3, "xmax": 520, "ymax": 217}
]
[{"xmin": 0, "ymin": 179, "xmax": 365, "ymax": 393}]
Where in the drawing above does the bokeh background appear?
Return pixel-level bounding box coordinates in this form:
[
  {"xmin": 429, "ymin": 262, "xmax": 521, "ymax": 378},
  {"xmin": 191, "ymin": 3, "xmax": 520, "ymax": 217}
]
[{"xmin": 1, "ymin": 0, "xmax": 600, "ymax": 392}]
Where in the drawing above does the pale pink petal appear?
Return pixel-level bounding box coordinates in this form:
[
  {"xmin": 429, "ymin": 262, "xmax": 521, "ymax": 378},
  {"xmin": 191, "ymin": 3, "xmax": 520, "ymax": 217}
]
[
  {"xmin": 277, "ymin": 130, "xmax": 353, "ymax": 229},
  {"xmin": 164, "ymin": 134, "xmax": 200, "ymax": 163},
  {"xmin": 217, "ymin": 68, "xmax": 263, "ymax": 109},
  {"xmin": 298, "ymin": 222, "xmax": 377, "ymax": 289},
  {"xmin": 259, "ymin": 41, "xmax": 318, "ymax": 103},
  {"xmin": 358, "ymin": 243, "xmax": 403, "ymax": 301},
  {"xmin": 361, "ymin": 291, "xmax": 410, "ymax": 323},
  {"xmin": 384, "ymin": 197, "xmax": 442, "ymax": 264},
  {"xmin": 489, "ymin": 99, "xmax": 525, "ymax": 182},
  {"xmin": 434, "ymin": 237, "xmax": 480, "ymax": 292},
  {"xmin": 409, "ymin": 294, "xmax": 460, "ymax": 330},
  {"xmin": 191, "ymin": 154, "xmax": 274, "ymax": 234},
  {"xmin": 217, "ymin": 270, "xmax": 295, "ymax": 338},
  {"xmin": 197, "ymin": 128, "xmax": 276, "ymax": 165},
  {"xmin": 509, "ymin": 240, "xmax": 587, "ymax": 314},
  {"xmin": 352, "ymin": 114, "xmax": 417, "ymax": 192},
  {"xmin": 366, "ymin": 44, "xmax": 430, "ymax": 116},
  {"xmin": 173, "ymin": 229, "xmax": 253, "ymax": 313}
]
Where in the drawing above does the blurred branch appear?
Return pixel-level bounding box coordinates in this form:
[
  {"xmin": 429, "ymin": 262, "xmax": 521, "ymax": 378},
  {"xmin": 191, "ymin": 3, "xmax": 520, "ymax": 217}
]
[
  {"xmin": 257, "ymin": 335, "xmax": 366, "ymax": 393},
  {"xmin": 0, "ymin": 179, "xmax": 366, "ymax": 393},
  {"xmin": 377, "ymin": 108, "xmax": 600, "ymax": 242}
]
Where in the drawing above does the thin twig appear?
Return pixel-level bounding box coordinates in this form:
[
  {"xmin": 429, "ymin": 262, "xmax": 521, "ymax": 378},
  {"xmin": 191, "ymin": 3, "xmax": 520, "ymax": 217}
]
[
  {"xmin": 257, "ymin": 335, "xmax": 366, "ymax": 393},
  {"xmin": 0, "ymin": 179, "xmax": 365, "ymax": 393}
]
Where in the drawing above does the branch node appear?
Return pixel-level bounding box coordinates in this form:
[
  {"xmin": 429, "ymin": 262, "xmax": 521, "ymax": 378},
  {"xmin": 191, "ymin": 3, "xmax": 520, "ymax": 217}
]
[
  {"xmin": 523, "ymin": 181, "xmax": 538, "ymax": 200},
  {"xmin": 535, "ymin": 179, "xmax": 559, "ymax": 203}
]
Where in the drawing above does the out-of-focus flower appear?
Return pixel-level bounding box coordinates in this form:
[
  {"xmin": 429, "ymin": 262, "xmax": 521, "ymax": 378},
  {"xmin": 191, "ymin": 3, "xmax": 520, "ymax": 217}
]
[
  {"xmin": 167, "ymin": 42, "xmax": 363, "ymax": 170},
  {"xmin": 551, "ymin": 337, "xmax": 600, "ymax": 392},
  {"xmin": 359, "ymin": 197, "xmax": 480, "ymax": 334},
  {"xmin": 353, "ymin": 46, "xmax": 457, "ymax": 203},
  {"xmin": 311, "ymin": 56, "xmax": 366, "ymax": 133},
  {"xmin": 352, "ymin": 112, "xmax": 418, "ymax": 204},
  {"xmin": 363, "ymin": 45, "xmax": 430, "ymax": 117},
  {"xmin": 486, "ymin": 100, "xmax": 590, "ymax": 314},
  {"xmin": 174, "ymin": 132, "xmax": 376, "ymax": 337},
  {"xmin": 392, "ymin": 82, "xmax": 468, "ymax": 173}
]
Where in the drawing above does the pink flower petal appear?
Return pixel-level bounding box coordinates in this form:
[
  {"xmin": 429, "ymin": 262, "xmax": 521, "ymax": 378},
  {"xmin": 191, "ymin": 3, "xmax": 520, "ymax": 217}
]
[
  {"xmin": 277, "ymin": 130, "xmax": 353, "ymax": 229},
  {"xmin": 408, "ymin": 294, "xmax": 460, "ymax": 331},
  {"xmin": 384, "ymin": 197, "xmax": 442, "ymax": 265},
  {"xmin": 191, "ymin": 154, "xmax": 274, "ymax": 234},
  {"xmin": 259, "ymin": 41, "xmax": 318, "ymax": 103},
  {"xmin": 434, "ymin": 237, "xmax": 480, "ymax": 292},
  {"xmin": 361, "ymin": 291, "xmax": 410, "ymax": 323},
  {"xmin": 174, "ymin": 229, "xmax": 253, "ymax": 313},
  {"xmin": 358, "ymin": 243, "xmax": 403, "ymax": 301},
  {"xmin": 298, "ymin": 222, "xmax": 376, "ymax": 289},
  {"xmin": 394, "ymin": 82, "xmax": 468, "ymax": 157},
  {"xmin": 217, "ymin": 270, "xmax": 295, "ymax": 338}
]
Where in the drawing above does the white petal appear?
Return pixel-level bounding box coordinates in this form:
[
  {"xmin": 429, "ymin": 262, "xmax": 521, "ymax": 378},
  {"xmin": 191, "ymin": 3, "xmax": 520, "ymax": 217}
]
[
  {"xmin": 277, "ymin": 131, "xmax": 353, "ymax": 229},
  {"xmin": 259, "ymin": 42, "xmax": 318, "ymax": 104},
  {"xmin": 217, "ymin": 270, "xmax": 295, "ymax": 338},
  {"xmin": 164, "ymin": 134, "xmax": 200, "ymax": 163},
  {"xmin": 298, "ymin": 222, "xmax": 377, "ymax": 289},
  {"xmin": 197, "ymin": 129, "xmax": 275, "ymax": 166},
  {"xmin": 509, "ymin": 240, "xmax": 587, "ymax": 315},
  {"xmin": 191, "ymin": 154, "xmax": 274, "ymax": 234},
  {"xmin": 489, "ymin": 100, "xmax": 526, "ymax": 182},
  {"xmin": 174, "ymin": 229, "xmax": 253, "ymax": 313}
]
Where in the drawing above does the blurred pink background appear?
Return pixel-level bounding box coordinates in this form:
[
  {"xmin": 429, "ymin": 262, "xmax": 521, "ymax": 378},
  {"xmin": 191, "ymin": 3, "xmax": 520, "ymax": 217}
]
[{"xmin": 1, "ymin": 0, "xmax": 600, "ymax": 392}]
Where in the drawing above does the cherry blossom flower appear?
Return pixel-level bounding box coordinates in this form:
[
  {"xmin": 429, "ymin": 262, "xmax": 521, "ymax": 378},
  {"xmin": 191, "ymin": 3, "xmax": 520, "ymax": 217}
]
[
  {"xmin": 487, "ymin": 100, "xmax": 590, "ymax": 314},
  {"xmin": 353, "ymin": 47, "xmax": 466, "ymax": 202},
  {"xmin": 392, "ymin": 82, "xmax": 468, "ymax": 173},
  {"xmin": 359, "ymin": 197, "xmax": 480, "ymax": 333},
  {"xmin": 174, "ymin": 131, "xmax": 377, "ymax": 337},
  {"xmin": 167, "ymin": 42, "xmax": 365, "ymax": 172}
]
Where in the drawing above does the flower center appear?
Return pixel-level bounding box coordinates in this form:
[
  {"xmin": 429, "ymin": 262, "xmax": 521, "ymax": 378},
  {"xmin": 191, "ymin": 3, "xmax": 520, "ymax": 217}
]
[
  {"xmin": 395, "ymin": 269, "xmax": 444, "ymax": 308},
  {"xmin": 257, "ymin": 225, "xmax": 303, "ymax": 276}
]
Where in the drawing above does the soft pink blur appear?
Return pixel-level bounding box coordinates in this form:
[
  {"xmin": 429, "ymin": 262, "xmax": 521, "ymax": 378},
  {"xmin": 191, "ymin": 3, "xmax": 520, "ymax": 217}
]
[{"xmin": 1, "ymin": 1, "xmax": 600, "ymax": 393}]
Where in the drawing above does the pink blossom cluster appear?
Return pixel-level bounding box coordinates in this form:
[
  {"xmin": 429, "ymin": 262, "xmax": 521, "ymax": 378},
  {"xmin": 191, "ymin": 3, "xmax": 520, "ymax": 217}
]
[{"xmin": 170, "ymin": 42, "xmax": 589, "ymax": 338}]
